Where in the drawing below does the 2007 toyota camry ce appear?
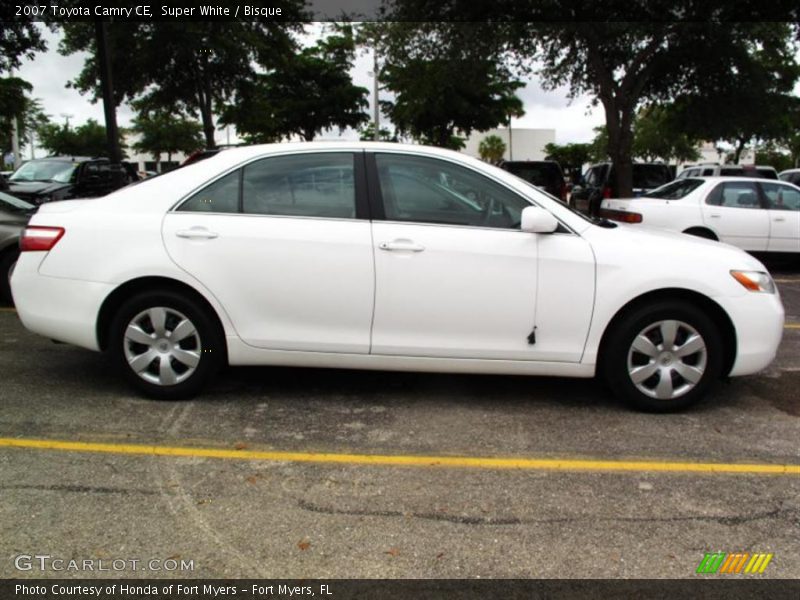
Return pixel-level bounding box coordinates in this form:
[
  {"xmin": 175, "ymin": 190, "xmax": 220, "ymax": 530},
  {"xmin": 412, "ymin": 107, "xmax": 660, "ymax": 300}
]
[{"xmin": 10, "ymin": 143, "xmax": 784, "ymax": 411}]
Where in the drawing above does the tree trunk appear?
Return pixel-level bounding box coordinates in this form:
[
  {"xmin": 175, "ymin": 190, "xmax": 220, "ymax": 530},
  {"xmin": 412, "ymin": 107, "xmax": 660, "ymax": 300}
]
[
  {"xmin": 200, "ymin": 102, "xmax": 216, "ymax": 149},
  {"xmin": 733, "ymin": 137, "xmax": 747, "ymax": 164}
]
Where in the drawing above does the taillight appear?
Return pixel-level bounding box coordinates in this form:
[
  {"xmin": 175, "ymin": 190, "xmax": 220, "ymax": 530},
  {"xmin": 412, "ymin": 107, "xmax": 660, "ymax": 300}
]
[
  {"xmin": 20, "ymin": 226, "xmax": 65, "ymax": 252},
  {"xmin": 561, "ymin": 182, "xmax": 568, "ymax": 202},
  {"xmin": 603, "ymin": 186, "xmax": 612, "ymax": 199},
  {"xmin": 599, "ymin": 208, "xmax": 643, "ymax": 224}
]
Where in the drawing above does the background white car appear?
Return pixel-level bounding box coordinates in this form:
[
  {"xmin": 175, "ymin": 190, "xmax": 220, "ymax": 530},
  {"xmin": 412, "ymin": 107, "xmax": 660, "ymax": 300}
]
[
  {"xmin": 11, "ymin": 144, "xmax": 784, "ymax": 412},
  {"xmin": 600, "ymin": 176, "xmax": 800, "ymax": 253}
]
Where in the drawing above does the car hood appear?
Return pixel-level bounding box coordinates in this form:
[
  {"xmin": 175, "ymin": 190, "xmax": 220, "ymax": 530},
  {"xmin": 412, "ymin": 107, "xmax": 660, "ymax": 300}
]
[{"xmin": 583, "ymin": 220, "xmax": 766, "ymax": 274}]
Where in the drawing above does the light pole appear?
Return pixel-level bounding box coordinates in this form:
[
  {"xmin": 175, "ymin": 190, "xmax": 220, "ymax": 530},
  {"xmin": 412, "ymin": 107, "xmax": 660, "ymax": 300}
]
[{"xmin": 369, "ymin": 48, "xmax": 380, "ymax": 141}]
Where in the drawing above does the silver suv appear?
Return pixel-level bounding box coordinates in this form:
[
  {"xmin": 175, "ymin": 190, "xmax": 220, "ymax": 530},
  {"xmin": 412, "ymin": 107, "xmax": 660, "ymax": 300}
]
[{"xmin": 677, "ymin": 163, "xmax": 778, "ymax": 180}]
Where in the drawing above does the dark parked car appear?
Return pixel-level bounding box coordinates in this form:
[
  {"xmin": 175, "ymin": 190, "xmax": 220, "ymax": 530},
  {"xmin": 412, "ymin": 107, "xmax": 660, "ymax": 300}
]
[
  {"xmin": 571, "ymin": 162, "xmax": 673, "ymax": 216},
  {"xmin": 499, "ymin": 160, "xmax": 567, "ymax": 202},
  {"xmin": 7, "ymin": 157, "xmax": 136, "ymax": 205},
  {"xmin": 0, "ymin": 191, "xmax": 35, "ymax": 303},
  {"xmin": 779, "ymin": 169, "xmax": 800, "ymax": 186}
]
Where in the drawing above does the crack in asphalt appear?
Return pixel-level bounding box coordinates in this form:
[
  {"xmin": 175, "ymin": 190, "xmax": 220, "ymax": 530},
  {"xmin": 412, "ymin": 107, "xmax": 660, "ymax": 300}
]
[
  {"xmin": 0, "ymin": 483, "xmax": 165, "ymax": 496},
  {"xmin": 297, "ymin": 499, "xmax": 800, "ymax": 528}
]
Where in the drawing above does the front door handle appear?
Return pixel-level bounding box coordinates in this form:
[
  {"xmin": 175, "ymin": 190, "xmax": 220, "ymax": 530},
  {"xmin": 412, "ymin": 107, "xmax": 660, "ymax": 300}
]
[
  {"xmin": 176, "ymin": 227, "xmax": 219, "ymax": 240},
  {"xmin": 774, "ymin": 217, "xmax": 786, "ymax": 222},
  {"xmin": 379, "ymin": 239, "xmax": 425, "ymax": 252},
  {"xmin": 708, "ymin": 214, "xmax": 721, "ymax": 219}
]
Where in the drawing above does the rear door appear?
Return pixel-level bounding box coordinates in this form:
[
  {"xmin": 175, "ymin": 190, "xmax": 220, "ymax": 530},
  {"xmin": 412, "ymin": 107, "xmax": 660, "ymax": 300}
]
[
  {"xmin": 701, "ymin": 181, "xmax": 769, "ymax": 250},
  {"xmin": 760, "ymin": 181, "xmax": 800, "ymax": 253},
  {"xmin": 162, "ymin": 151, "xmax": 375, "ymax": 353}
]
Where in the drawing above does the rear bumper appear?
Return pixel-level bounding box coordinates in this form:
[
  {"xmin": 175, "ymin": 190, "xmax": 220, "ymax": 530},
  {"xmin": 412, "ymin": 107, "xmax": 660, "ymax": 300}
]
[
  {"xmin": 11, "ymin": 253, "xmax": 112, "ymax": 351},
  {"xmin": 718, "ymin": 291, "xmax": 784, "ymax": 376}
]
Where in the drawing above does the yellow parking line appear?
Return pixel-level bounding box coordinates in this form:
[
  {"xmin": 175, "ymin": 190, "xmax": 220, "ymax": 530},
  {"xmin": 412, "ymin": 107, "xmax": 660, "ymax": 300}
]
[
  {"xmin": 0, "ymin": 307, "xmax": 16, "ymax": 312},
  {"xmin": 775, "ymin": 279, "xmax": 800, "ymax": 284},
  {"xmin": 786, "ymin": 324, "xmax": 800, "ymax": 329},
  {"xmin": 1, "ymin": 437, "xmax": 799, "ymax": 475}
]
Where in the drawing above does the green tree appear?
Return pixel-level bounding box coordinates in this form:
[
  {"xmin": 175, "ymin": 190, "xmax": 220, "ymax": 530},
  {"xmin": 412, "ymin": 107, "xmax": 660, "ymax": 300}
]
[
  {"xmin": 37, "ymin": 119, "xmax": 114, "ymax": 157},
  {"xmin": 358, "ymin": 122, "xmax": 396, "ymax": 142},
  {"xmin": 754, "ymin": 142, "xmax": 794, "ymax": 173},
  {"xmin": 60, "ymin": 10, "xmax": 307, "ymax": 148},
  {"xmin": 665, "ymin": 23, "xmax": 800, "ymax": 163},
  {"xmin": 632, "ymin": 105, "xmax": 701, "ymax": 163},
  {"xmin": 543, "ymin": 142, "xmax": 593, "ymax": 181},
  {"xmin": 374, "ymin": 22, "xmax": 524, "ymax": 149},
  {"xmin": 220, "ymin": 26, "xmax": 369, "ymax": 142},
  {"xmin": 478, "ymin": 134, "xmax": 507, "ymax": 164},
  {"xmin": 130, "ymin": 112, "xmax": 203, "ymax": 170},
  {"xmin": 0, "ymin": 6, "xmax": 46, "ymax": 72},
  {"xmin": 380, "ymin": 7, "xmax": 800, "ymax": 196}
]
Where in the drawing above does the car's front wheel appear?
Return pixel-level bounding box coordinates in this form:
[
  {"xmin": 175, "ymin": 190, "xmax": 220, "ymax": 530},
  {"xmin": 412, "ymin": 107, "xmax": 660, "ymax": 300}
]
[
  {"xmin": 603, "ymin": 301, "xmax": 723, "ymax": 412},
  {"xmin": 109, "ymin": 290, "xmax": 224, "ymax": 399}
]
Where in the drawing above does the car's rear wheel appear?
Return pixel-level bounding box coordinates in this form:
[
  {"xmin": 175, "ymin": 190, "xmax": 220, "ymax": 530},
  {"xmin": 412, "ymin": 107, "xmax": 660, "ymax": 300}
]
[
  {"xmin": 0, "ymin": 249, "xmax": 19, "ymax": 305},
  {"xmin": 603, "ymin": 301, "xmax": 723, "ymax": 412},
  {"xmin": 109, "ymin": 290, "xmax": 224, "ymax": 399}
]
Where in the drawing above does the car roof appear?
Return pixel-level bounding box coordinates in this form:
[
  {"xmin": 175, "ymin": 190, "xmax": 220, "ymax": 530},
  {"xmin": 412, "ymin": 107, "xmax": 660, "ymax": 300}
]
[{"xmin": 692, "ymin": 176, "xmax": 789, "ymax": 184}]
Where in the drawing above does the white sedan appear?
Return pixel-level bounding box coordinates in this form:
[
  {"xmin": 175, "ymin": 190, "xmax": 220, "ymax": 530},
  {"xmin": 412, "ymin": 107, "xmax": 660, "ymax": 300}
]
[
  {"xmin": 600, "ymin": 176, "xmax": 800, "ymax": 253},
  {"xmin": 11, "ymin": 144, "xmax": 784, "ymax": 412}
]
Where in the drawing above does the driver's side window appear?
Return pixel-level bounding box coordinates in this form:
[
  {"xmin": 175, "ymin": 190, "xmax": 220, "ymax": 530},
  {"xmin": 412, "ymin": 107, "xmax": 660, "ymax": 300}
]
[{"xmin": 374, "ymin": 154, "xmax": 530, "ymax": 229}]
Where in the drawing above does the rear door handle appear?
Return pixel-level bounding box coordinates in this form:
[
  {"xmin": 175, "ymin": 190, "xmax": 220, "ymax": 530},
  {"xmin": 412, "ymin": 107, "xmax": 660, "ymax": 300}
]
[
  {"xmin": 708, "ymin": 214, "xmax": 721, "ymax": 219},
  {"xmin": 176, "ymin": 227, "xmax": 219, "ymax": 240},
  {"xmin": 774, "ymin": 217, "xmax": 786, "ymax": 222},
  {"xmin": 379, "ymin": 239, "xmax": 425, "ymax": 252}
]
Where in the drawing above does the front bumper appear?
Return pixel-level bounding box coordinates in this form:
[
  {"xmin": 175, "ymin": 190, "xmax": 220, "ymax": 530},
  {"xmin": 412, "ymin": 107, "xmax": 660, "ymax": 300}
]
[{"xmin": 717, "ymin": 290, "xmax": 785, "ymax": 377}]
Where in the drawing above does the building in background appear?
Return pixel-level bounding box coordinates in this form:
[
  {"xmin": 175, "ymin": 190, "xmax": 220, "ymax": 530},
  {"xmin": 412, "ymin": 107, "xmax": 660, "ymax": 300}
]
[{"xmin": 463, "ymin": 128, "xmax": 556, "ymax": 162}]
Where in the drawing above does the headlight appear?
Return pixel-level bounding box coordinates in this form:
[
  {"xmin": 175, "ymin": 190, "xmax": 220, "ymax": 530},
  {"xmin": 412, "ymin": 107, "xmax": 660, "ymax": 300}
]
[{"xmin": 730, "ymin": 270, "xmax": 776, "ymax": 294}]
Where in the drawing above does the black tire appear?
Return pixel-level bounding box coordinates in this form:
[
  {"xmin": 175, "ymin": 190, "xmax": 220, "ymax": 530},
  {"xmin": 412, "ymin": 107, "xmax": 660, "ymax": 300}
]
[
  {"xmin": 109, "ymin": 290, "xmax": 225, "ymax": 400},
  {"xmin": 602, "ymin": 301, "xmax": 723, "ymax": 412},
  {"xmin": 0, "ymin": 248, "xmax": 19, "ymax": 305}
]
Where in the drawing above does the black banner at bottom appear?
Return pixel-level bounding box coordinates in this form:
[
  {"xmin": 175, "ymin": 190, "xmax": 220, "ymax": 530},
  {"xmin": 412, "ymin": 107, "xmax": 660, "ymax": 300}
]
[{"xmin": 4, "ymin": 579, "xmax": 800, "ymax": 600}]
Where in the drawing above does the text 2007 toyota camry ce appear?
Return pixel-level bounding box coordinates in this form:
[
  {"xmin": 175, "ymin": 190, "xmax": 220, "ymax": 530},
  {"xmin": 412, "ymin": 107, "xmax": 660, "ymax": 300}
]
[{"xmin": 10, "ymin": 143, "xmax": 784, "ymax": 412}]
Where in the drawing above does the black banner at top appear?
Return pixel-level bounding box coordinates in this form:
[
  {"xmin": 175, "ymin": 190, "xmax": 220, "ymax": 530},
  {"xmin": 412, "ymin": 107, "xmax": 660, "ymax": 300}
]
[{"xmin": 5, "ymin": 0, "xmax": 800, "ymax": 22}]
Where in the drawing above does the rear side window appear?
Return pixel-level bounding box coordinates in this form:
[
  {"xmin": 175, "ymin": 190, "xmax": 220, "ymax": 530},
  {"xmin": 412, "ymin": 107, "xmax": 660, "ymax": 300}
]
[
  {"xmin": 706, "ymin": 181, "xmax": 761, "ymax": 209},
  {"xmin": 760, "ymin": 182, "xmax": 800, "ymax": 211},
  {"xmin": 632, "ymin": 165, "xmax": 671, "ymax": 189},
  {"xmin": 178, "ymin": 153, "xmax": 357, "ymax": 219},
  {"xmin": 180, "ymin": 170, "xmax": 240, "ymax": 213},
  {"xmin": 779, "ymin": 172, "xmax": 800, "ymax": 185},
  {"xmin": 242, "ymin": 154, "xmax": 355, "ymax": 219},
  {"xmin": 720, "ymin": 167, "xmax": 743, "ymax": 176}
]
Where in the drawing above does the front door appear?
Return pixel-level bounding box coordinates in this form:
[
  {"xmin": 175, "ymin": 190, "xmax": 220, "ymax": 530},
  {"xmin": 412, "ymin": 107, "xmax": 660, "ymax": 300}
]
[
  {"xmin": 368, "ymin": 152, "xmax": 595, "ymax": 362},
  {"xmin": 760, "ymin": 181, "xmax": 800, "ymax": 253}
]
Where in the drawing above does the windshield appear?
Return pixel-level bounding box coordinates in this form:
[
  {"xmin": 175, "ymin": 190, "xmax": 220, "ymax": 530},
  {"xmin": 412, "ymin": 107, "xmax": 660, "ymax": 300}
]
[
  {"xmin": 643, "ymin": 178, "xmax": 704, "ymax": 199},
  {"xmin": 9, "ymin": 160, "xmax": 78, "ymax": 183},
  {"xmin": 0, "ymin": 191, "xmax": 35, "ymax": 213}
]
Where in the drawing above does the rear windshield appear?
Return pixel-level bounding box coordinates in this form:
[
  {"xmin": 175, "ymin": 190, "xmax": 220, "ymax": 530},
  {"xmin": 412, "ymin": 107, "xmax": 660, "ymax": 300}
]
[
  {"xmin": 632, "ymin": 165, "xmax": 671, "ymax": 189},
  {"xmin": 643, "ymin": 178, "xmax": 704, "ymax": 199},
  {"xmin": 503, "ymin": 162, "xmax": 563, "ymax": 187}
]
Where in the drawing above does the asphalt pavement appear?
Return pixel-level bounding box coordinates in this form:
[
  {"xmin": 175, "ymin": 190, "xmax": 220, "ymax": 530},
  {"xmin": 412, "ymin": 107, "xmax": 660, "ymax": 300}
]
[{"xmin": 1, "ymin": 257, "xmax": 799, "ymax": 579}]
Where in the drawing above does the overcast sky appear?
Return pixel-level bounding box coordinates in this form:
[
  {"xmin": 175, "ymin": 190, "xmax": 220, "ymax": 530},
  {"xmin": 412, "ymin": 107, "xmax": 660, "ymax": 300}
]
[{"xmin": 12, "ymin": 25, "xmax": 622, "ymax": 146}]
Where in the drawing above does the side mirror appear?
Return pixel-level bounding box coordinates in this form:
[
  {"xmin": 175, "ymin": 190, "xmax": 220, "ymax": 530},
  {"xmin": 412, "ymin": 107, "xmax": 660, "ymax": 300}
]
[{"xmin": 520, "ymin": 206, "xmax": 559, "ymax": 234}]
